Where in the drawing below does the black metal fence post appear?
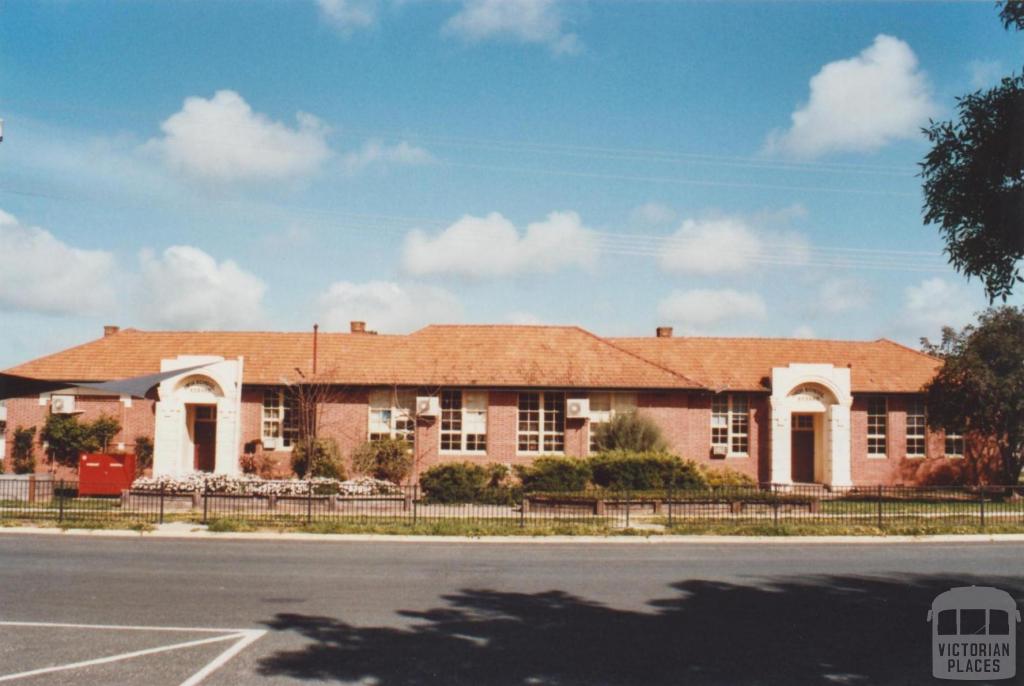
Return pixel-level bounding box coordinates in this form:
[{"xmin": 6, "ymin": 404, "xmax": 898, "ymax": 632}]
[
  {"xmin": 202, "ymin": 481, "xmax": 209, "ymax": 524},
  {"xmin": 520, "ymin": 493, "xmax": 525, "ymax": 528},
  {"xmin": 625, "ymin": 488, "xmax": 631, "ymax": 529},
  {"xmin": 412, "ymin": 485, "xmax": 418, "ymax": 525},
  {"xmin": 979, "ymin": 486, "xmax": 986, "ymax": 529},
  {"xmin": 57, "ymin": 480, "xmax": 65, "ymax": 523},
  {"xmin": 876, "ymin": 484, "xmax": 883, "ymax": 529},
  {"xmin": 159, "ymin": 484, "xmax": 165, "ymax": 525},
  {"xmin": 667, "ymin": 480, "xmax": 674, "ymax": 528},
  {"xmin": 306, "ymin": 479, "xmax": 313, "ymax": 525}
]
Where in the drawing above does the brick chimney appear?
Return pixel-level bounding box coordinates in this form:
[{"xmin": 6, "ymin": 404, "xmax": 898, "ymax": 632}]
[
  {"xmin": 103, "ymin": 325, "xmax": 120, "ymax": 337},
  {"xmin": 350, "ymin": 321, "xmax": 367, "ymax": 334},
  {"xmin": 656, "ymin": 326, "xmax": 673, "ymax": 338}
]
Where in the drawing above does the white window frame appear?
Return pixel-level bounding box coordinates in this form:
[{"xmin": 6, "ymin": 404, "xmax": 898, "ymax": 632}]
[
  {"xmin": 906, "ymin": 399, "xmax": 927, "ymax": 458},
  {"xmin": 711, "ymin": 394, "xmax": 749, "ymax": 457},
  {"xmin": 945, "ymin": 431, "xmax": 965, "ymax": 459},
  {"xmin": 867, "ymin": 397, "xmax": 888, "ymax": 458},
  {"xmin": 517, "ymin": 391, "xmax": 565, "ymax": 454},
  {"xmin": 588, "ymin": 392, "xmax": 638, "ymax": 453},
  {"xmin": 440, "ymin": 390, "xmax": 488, "ymax": 454},
  {"xmin": 368, "ymin": 389, "xmax": 416, "ymax": 445},
  {"xmin": 262, "ymin": 387, "xmax": 297, "ymax": 450}
]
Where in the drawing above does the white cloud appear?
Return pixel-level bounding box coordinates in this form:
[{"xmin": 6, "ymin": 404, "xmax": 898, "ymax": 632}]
[
  {"xmin": 901, "ymin": 277, "xmax": 976, "ymax": 337},
  {"xmin": 657, "ymin": 289, "xmax": 767, "ymax": 331},
  {"xmin": 764, "ymin": 35, "xmax": 938, "ymax": 158},
  {"xmin": 317, "ymin": 0, "xmax": 378, "ymax": 33},
  {"xmin": 319, "ymin": 280, "xmax": 463, "ymax": 333},
  {"xmin": 444, "ymin": 0, "xmax": 581, "ymax": 54},
  {"xmin": 0, "ymin": 210, "xmax": 116, "ymax": 315},
  {"xmin": 403, "ymin": 210, "xmax": 598, "ymax": 277},
  {"xmin": 657, "ymin": 213, "xmax": 809, "ymax": 275},
  {"xmin": 150, "ymin": 90, "xmax": 331, "ymax": 182},
  {"xmin": 138, "ymin": 246, "xmax": 266, "ymax": 329},
  {"xmin": 630, "ymin": 202, "xmax": 677, "ymax": 227},
  {"xmin": 792, "ymin": 324, "xmax": 817, "ymax": 339},
  {"xmin": 818, "ymin": 277, "xmax": 870, "ymax": 314},
  {"xmin": 341, "ymin": 139, "xmax": 432, "ymax": 174},
  {"xmin": 505, "ymin": 311, "xmax": 545, "ymax": 325},
  {"xmin": 968, "ymin": 59, "xmax": 1003, "ymax": 89}
]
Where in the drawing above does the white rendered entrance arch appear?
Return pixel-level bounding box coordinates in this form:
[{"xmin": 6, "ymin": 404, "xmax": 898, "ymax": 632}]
[
  {"xmin": 152, "ymin": 356, "xmax": 244, "ymax": 477},
  {"xmin": 769, "ymin": 364, "xmax": 853, "ymax": 486}
]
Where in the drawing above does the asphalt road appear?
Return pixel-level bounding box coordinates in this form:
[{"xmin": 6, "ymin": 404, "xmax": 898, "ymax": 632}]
[{"xmin": 0, "ymin": 535, "xmax": 1022, "ymax": 685}]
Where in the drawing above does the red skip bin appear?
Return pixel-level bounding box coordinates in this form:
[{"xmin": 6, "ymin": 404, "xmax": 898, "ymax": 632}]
[{"xmin": 78, "ymin": 453, "xmax": 137, "ymax": 496}]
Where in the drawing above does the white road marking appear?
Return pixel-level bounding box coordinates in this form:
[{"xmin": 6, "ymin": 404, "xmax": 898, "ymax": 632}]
[{"xmin": 0, "ymin": 621, "xmax": 267, "ymax": 685}]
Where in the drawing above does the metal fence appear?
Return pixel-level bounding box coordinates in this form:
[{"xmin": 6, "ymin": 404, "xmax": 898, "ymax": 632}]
[{"xmin": 2, "ymin": 477, "xmax": 1024, "ymax": 530}]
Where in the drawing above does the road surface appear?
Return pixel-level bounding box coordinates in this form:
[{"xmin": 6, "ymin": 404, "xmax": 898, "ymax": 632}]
[{"xmin": 0, "ymin": 534, "xmax": 1021, "ymax": 684}]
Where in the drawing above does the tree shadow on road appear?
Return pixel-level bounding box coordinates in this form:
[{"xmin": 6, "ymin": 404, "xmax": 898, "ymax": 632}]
[{"xmin": 257, "ymin": 573, "xmax": 1023, "ymax": 685}]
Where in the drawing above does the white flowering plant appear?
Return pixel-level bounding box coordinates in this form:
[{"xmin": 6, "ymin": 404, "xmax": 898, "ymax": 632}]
[{"xmin": 130, "ymin": 474, "xmax": 403, "ymax": 497}]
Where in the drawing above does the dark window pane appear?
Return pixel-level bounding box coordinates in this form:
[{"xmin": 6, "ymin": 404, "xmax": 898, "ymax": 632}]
[
  {"xmin": 937, "ymin": 609, "xmax": 957, "ymax": 635},
  {"xmin": 990, "ymin": 610, "xmax": 1010, "ymax": 635},
  {"xmin": 961, "ymin": 609, "xmax": 986, "ymax": 635}
]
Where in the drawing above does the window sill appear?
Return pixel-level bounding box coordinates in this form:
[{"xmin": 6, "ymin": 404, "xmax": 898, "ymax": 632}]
[
  {"xmin": 440, "ymin": 450, "xmax": 488, "ymax": 456},
  {"xmin": 905, "ymin": 455, "xmax": 926, "ymax": 460},
  {"xmin": 726, "ymin": 454, "xmax": 748, "ymax": 459},
  {"xmin": 867, "ymin": 454, "xmax": 888, "ymax": 460}
]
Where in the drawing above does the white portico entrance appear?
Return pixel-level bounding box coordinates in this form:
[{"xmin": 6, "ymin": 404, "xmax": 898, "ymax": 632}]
[
  {"xmin": 769, "ymin": 364, "xmax": 853, "ymax": 486},
  {"xmin": 152, "ymin": 356, "xmax": 244, "ymax": 477}
]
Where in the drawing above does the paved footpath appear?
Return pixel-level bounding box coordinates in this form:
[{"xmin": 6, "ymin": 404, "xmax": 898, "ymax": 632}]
[{"xmin": 0, "ymin": 532, "xmax": 1022, "ymax": 685}]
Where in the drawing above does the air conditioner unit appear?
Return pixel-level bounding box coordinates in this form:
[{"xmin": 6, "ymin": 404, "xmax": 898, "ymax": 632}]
[
  {"xmin": 416, "ymin": 396, "xmax": 440, "ymax": 417},
  {"xmin": 566, "ymin": 398, "xmax": 590, "ymax": 419},
  {"xmin": 711, "ymin": 445, "xmax": 728, "ymax": 458},
  {"xmin": 50, "ymin": 395, "xmax": 76, "ymax": 414}
]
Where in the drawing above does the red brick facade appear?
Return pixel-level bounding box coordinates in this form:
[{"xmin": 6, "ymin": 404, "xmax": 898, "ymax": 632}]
[{"xmin": 1, "ymin": 387, "xmax": 970, "ymax": 485}]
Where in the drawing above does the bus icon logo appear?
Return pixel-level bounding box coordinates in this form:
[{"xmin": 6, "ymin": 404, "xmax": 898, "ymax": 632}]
[{"xmin": 928, "ymin": 586, "xmax": 1021, "ymax": 680}]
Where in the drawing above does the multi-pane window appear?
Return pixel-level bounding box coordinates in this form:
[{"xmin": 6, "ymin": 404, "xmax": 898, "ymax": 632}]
[
  {"xmin": 262, "ymin": 388, "xmax": 298, "ymax": 449},
  {"xmin": 518, "ymin": 392, "xmax": 565, "ymax": 453},
  {"xmin": 945, "ymin": 432, "xmax": 965, "ymax": 458},
  {"xmin": 906, "ymin": 399, "xmax": 926, "ymax": 457},
  {"xmin": 867, "ymin": 397, "xmax": 888, "ymax": 457},
  {"xmin": 588, "ymin": 392, "xmax": 638, "ymax": 453},
  {"xmin": 368, "ymin": 389, "xmax": 415, "ymax": 444},
  {"xmin": 440, "ymin": 390, "xmax": 488, "ymax": 453},
  {"xmin": 711, "ymin": 394, "xmax": 749, "ymax": 456}
]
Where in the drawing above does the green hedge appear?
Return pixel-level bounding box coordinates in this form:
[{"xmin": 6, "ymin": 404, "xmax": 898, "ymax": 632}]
[
  {"xmin": 589, "ymin": 451, "xmax": 705, "ymax": 490},
  {"xmin": 515, "ymin": 457, "xmax": 592, "ymax": 492},
  {"xmin": 419, "ymin": 462, "xmax": 518, "ymax": 504}
]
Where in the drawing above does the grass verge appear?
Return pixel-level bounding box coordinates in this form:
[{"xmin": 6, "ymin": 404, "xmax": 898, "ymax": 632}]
[{"xmin": 660, "ymin": 519, "xmax": 1024, "ymax": 536}]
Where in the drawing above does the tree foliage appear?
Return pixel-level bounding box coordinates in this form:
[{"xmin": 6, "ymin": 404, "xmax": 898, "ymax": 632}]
[
  {"xmin": 1000, "ymin": 0, "xmax": 1024, "ymax": 30},
  {"xmin": 591, "ymin": 413, "xmax": 668, "ymax": 453},
  {"xmin": 11, "ymin": 426, "xmax": 36, "ymax": 474},
  {"xmin": 923, "ymin": 306, "xmax": 1024, "ymax": 483},
  {"xmin": 40, "ymin": 413, "xmax": 122, "ymax": 469},
  {"xmin": 351, "ymin": 438, "xmax": 413, "ymax": 484}
]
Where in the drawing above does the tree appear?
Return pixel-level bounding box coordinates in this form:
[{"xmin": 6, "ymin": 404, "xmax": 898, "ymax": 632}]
[
  {"xmin": 920, "ymin": 2, "xmax": 1024, "ymax": 301},
  {"xmin": 40, "ymin": 413, "xmax": 122, "ymax": 470},
  {"xmin": 11, "ymin": 427, "xmax": 36, "ymax": 474},
  {"xmin": 923, "ymin": 306, "xmax": 1024, "ymax": 483},
  {"xmin": 591, "ymin": 413, "xmax": 668, "ymax": 453}
]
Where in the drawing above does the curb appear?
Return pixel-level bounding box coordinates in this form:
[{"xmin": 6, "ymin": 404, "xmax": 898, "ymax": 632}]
[{"xmin": 2, "ymin": 526, "xmax": 1024, "ymax": 545}]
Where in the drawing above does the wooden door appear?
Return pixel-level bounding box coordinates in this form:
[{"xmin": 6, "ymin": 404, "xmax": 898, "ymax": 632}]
[
  {"xmin": 791, "ymin": 415, "xmax": 816, "ymax": 483},
  {"xmin": 193, "ymin": 406, "xmax": 217, "ymax": 472}
]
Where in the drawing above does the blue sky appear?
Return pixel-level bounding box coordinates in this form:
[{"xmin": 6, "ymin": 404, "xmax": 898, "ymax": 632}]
[{"xmin": 0, "ymin": 0, "xmax": 1021, "ymax": 368}]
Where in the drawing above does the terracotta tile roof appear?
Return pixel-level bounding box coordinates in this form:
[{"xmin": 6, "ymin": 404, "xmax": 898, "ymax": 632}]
[
  {"xmin": 609, "ymin": 336, "xmax": 941, "ymax": 393},
  {"xmin": 2, "ymin": 326, "xmax": 699, "ymax": 390}
]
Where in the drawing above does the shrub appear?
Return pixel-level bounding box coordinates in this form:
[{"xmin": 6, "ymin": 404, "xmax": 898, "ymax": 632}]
[
  {"xmin": 591, "ymin": 413, "xmax": 668, "ymax": 453},
  {"xmin": 133, "ymin": 436, "xmax": 154, "ymax": 473},
  {"xmin": 516, "ymin": 456, "xmax": 591, "ymax": 492},
  {"xmin": 699, "ymin": 465, "xmax": 757, "ymax": 488},
  {"xmin": 351, "ymin": 438, "xmax": 413, "ymax": 484},
  {"xmin": 11, "ymin": 426, "xmax": 36, "ymax": 474},
  {"xmin": 419, "ymin": 462, "xmax": 517, "ymax": 504},
  {"xmin": 292, "ymin": 438, "xmax": 346, "ymax": 480},
  {"xmin": 588, "ymin": 451, "xmax": 705, "ymax": 490},
  {"xmin": 40, "ymin": 413, "xmax": 122, "ymax": 468}
]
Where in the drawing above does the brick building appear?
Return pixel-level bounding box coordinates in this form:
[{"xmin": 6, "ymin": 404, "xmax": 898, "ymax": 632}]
[{"xmin": 0, "ymin": 322, "xmax": 967, "ymax": 486}]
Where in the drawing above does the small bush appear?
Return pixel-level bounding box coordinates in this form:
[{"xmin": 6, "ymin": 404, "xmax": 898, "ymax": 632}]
[
  {"xmin": 292, "ymin": 438, "xmax": 346, "ymax": 480},
  {"xmin": 516, "ymin": 456, "xmax": 591, "ymax": 492},
  {"xmin": 351, "ymin": 438, "xmax": 413, "ymax": 483},
  {"xmin": 11, "ymin": 426, "xmax": 36, "ymax": 474},
  {"xmin": 591, "ymin": 413, "xmax": 668, "ymax": 453},
  {"xmin": 588, "ymin": 451, "xmax": 705, "ymax": 490},
  {"xmin": 133, "ymin": 436, "xmax": 154, "ymax": 473},
  {"xmin": 699, "ymin": 465, "xmax": 757, "ymax": 488},
  {"xmin": 419, "ymin": 462, "xmax": 517, "ymax": 504},
  {"xmin": 40, "ymin": 413, "xmax": 122, "ymax": 468}
]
